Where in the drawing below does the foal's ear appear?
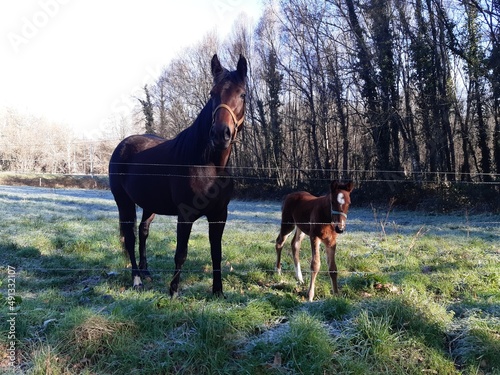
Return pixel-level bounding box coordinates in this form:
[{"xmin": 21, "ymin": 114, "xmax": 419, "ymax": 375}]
[
  {"xmin": 237, "ymin": 54, "xmax": 248, "ymax": 79},
  {"xmin": 345, "ymin": 181, "xmax": 354, "ymax": 192},
  {"xmin": 330, "ymin": 180, "xmax": 339, "ymax": 191},
  {"xmin": 211, "ymin": 54, "xmax": 225, "ymax": 79}
]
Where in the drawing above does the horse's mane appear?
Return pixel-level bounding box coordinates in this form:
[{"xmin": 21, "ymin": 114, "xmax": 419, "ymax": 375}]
[
  {"xmin": 164, "ymin": 70, "xmax": 245, "ymax": 165},
  {"xmin": 163, "ymin": 99, "xmax": 213, "ymax": 164}
]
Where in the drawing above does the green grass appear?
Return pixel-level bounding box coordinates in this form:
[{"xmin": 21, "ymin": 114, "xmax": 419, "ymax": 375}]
[{"xmin": 0, "ymin": 186, "xmax": 499, "ymax": 374}]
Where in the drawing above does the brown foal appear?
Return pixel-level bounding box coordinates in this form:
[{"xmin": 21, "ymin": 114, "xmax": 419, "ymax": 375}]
[{"xmin": 275, "ymin": 181, "xmax": 354, "ymax": 301}]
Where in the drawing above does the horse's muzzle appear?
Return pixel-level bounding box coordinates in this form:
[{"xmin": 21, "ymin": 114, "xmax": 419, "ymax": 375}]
[
  {"xmin": 335, "ymin": 219, "xmax": 347, "ymax": 234},
  {"xmin": 210, "ymin": 124, "xmax": 232, "ymax": 150}
]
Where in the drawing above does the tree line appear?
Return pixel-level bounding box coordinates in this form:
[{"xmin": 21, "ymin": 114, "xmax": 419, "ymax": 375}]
[
  {"xmin": 1, "ymin": 0, "xmax": 499, "ymax": 206},
  {"xmin": 0, "ymin": 109, "xmax": 115, "ymax": 175},
  {"xmin": 140, "ymin": 0, "xmax": 500, "ymax": 195}
]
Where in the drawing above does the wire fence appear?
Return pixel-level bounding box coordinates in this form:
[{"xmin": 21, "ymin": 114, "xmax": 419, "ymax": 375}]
[
  {"xmin": 2, "ymin": 156, "xmax": 500, "ymax": 182},
  {"xmin": 0, "ymin": 170, "xmax": 497, "ymax": 188},
  {"xmin": 1, "ymin": 166, "xmax": 499, "ymax": 277},
  {"xmin": 7, "ymin": 202, "xmax": 500, "ymax": 278},
  {"xmin": 2, "ymin": 130, "xmax": 500, "ymax": 187}
]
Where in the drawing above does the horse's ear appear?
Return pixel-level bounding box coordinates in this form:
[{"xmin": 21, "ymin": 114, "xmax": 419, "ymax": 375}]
[
  {"xmin": 237, "ymin": 54, "xmax": 247, "ymax": 79},
  {"xmin": 345, "ymin": 181, "xmax": 354, "ymax": 192},
  {"xmin": 211, "ymin": 54, "xmax": 224, "ymax": 79},
  {"xmin": 330, "ymin": 180, "xmax": 339, "ymax": 192}
]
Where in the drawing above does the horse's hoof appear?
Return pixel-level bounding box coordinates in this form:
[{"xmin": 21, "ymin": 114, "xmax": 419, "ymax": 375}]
[
  {"xmin": 133, "ymin": 275, "xmax": 143, "ymax": 290},
  {"xmin": 212, "ymin": 290, "xmax": 226, "ymax": 299},
  {"xmin": 169, "ymin": 284, "xmax": 178, "ymax": 298}
]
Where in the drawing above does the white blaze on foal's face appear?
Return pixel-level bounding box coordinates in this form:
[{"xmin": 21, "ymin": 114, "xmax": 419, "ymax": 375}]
[
  {"xmin": 335, "ymin": 192, "xmax": 347, "ymax": 231},
  {"xmin": 337, "ymin": 192, "xmax": 345, "ymax": 207}
]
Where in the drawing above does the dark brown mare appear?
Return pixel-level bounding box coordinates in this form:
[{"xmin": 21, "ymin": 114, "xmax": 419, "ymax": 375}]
[
  {"xmin": 109, "ymin": 54, "xmax": 247, "ymax": 297},
  {"xmin": 275, "ymin": 181, "xmax": 354, "ymax": 301}
]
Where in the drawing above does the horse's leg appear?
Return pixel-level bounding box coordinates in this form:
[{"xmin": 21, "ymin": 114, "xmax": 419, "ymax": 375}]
[
  {"xmin": 115, "ymin": 197, "xmax": 141, "ymax": 288},
  {"xmin": 291, "ymin": 228, "xmax": 306, "ymax": 284},
  {"xmin": 169, "ymin": 220, "xmax": 193, "ymax": 297},
  {"xmin": 325, "ymin": 243, "xmax": 339, "ymax": 294},
  {"xmin": 275, "ymin": 222, "xmax": 295, "ymax": 275},
  {"xmin": 207, "ymin": 210, "xmax": 228, "ymax": 297},
  {"xmin": 308, "ymin": 236, "xmax": 321, "ymax": 302},
  {"xmin": 138, "ymin": 210, "xmax": 155, "ymax": 280}
]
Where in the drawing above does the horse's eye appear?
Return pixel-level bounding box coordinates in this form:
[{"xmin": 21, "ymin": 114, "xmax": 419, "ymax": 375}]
[{"xmin": 240, "ymin": 93, "xmax": 246, "ymax": 100}]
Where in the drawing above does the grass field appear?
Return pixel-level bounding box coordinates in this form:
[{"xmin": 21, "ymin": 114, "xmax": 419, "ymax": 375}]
[{"xmin": 1, "ymin": 185, "xmax": 499, "ymax": 374}]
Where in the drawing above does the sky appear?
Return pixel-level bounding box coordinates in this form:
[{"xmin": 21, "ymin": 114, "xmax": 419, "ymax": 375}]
[{"xmin": 0, "ymin": 0, "xmax": 263, "ymax": 139}]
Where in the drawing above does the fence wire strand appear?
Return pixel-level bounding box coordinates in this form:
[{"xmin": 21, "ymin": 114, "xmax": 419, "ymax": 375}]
[{"xmin": 6, "ymin": 161, "xmax": 500, "ymax": 184}]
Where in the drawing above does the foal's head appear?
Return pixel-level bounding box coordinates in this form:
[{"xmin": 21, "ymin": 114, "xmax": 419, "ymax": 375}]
[
  {"xmin": 209, "ymin": 54, "xmax": 247, "ymax": 150},
  {"xmin": 330, "ymin": 181, "xmax": 354, "ymax": 234}
]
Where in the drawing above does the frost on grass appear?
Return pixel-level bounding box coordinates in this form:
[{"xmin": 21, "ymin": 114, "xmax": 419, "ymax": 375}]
[
  {"xmin": 65, "ymin": 314, "xmax": 135, "ymax": 358},
  {"xmin": 1, "ymin": 185, "xmax": 497, "ymax": 238},
  {"xmin": 448, "ymin": 311, "xmax": 500, "ymax": 372},
  {"xmin": 1, "ymin": 185, "xmax": 499, "ymax": 374},
  {"xmin": 0, "ymin": 185, "xmax": 117, "ymax": 223}
]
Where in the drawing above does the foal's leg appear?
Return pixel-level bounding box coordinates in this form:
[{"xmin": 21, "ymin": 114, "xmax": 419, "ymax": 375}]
[
  {"xmin": 169, "ymin": 219, "xmax": 193, "ymax": 297},
  {"xmin": 308, "ymin": 236, "xmax": 321, "ymax": 302},
  {"xmin": 138, "ymin": 210, "xmax": 155, "ymax": 280},
  {"xmin": 207, "ymin": 210, "xmax": 228, "ymax": 297},
  {"xmin": 291, "ymin": 228, "xmax": 306, "ymax": 284},
  {"xmin": 325, "ymin": 243, "xmax": 339, "ymax": 294},
  {"xmin": 275, "ymin": 223, "xmax": 295, "ymax": 275}
]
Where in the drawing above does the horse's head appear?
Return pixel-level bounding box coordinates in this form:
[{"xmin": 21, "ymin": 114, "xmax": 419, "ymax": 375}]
[
  {"xmin": 209, "ymin": 54, "xmax": 247, "ymax": 150},
  {"xmin": 330, "ymin": 181, "xmax": 354, "ymax": 234}
]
